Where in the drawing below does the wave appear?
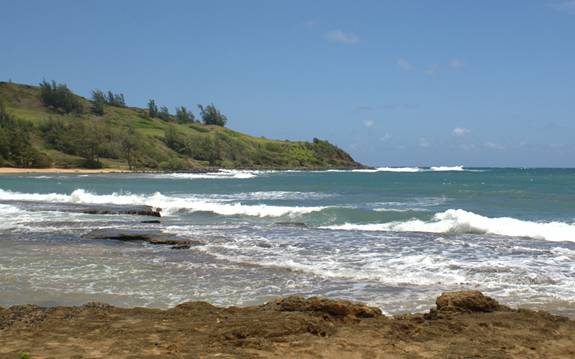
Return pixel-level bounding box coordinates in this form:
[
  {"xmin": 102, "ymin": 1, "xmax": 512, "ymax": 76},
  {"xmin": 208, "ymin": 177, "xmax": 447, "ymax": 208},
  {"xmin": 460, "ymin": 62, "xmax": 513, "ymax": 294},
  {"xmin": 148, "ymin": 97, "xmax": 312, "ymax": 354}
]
[
  {"xmin": 430, "ymin": 166, "xmax": 464, "ymax": 172},
  {"xmin": 322, "ymin": 209, "xmax": 575, "ymax": 242},
  {"xmin": 330, "ymin": 166, "xmax": 467, "ymax": 173},
  {"xmin": 0, "ymin": 189, "xmax": 326, "ymax": 217},
  {"xmin": 354, "ymin": 167, "xmax": 422, "ymax": 173},
  {"xmin": 153, "ymin": 169, "xmax": 263, "ymax": 180},
  {"xmin": 207, "ymin": 191, "xmax": 334, "ymax": 201}
]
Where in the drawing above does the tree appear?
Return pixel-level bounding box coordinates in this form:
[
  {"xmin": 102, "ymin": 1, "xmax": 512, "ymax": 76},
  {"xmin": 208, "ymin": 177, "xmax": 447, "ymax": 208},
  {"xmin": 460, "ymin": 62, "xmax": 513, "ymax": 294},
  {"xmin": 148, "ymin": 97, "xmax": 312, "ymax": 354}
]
[
  {"xmin": 91, "ymin": 89, "xmax": 106, "ymax": 115},
  {"xmin": 197, "ymin": 103, "xmax": 227, "ymax": 127},
  {"xmin": 39, "ymin": 80, "xmax": 83, "ymax": 114},
  {"xmin": 175, "ymin": 106, "xmax": 195, "ymax": 123},
  {"xmin": 121, "ymin": 126, "xmax": 140, "ymax": 170},
  {"xmin": 0, "ymin": 100, "xmax": 50, "ymax": 167},
  {"xmin": 106, "ymin": 91, "xmax": 126, "ymax": 107},
  {"xmin": 75, "ymin": 121, "xmax": 104, "ymax": 168},
  {"xmin": 148, "ymin": 99, "xmax": 158, "ymax": 118},
  {"xmin": 163, "ymin": 125, "xmax": 191, "ymax": 155},
  {"xmin": 158, "ymin": 106, "xmax": 171, "ymax": 121}
]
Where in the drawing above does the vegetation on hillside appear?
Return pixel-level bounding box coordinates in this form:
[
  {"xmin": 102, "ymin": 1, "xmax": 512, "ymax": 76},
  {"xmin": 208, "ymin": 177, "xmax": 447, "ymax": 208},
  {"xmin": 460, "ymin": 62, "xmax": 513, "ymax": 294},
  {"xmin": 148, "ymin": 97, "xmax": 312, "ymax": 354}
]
[{"xmin": 0, "ymin": 81, "xmax": 362, "ymax": 170}]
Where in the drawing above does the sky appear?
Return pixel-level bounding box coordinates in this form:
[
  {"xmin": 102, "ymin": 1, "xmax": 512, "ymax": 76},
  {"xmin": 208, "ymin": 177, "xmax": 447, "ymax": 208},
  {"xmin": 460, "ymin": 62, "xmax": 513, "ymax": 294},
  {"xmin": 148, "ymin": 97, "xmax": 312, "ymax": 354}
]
[{"xmin": 1, "ymin": 0, "xmax": 574, "ymax": 167}]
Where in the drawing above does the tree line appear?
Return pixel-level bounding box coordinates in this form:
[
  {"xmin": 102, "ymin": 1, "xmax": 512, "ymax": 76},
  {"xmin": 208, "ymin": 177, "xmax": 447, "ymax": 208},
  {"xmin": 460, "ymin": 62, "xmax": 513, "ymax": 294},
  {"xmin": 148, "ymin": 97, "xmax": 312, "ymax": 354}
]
[
  {"xmin": 38, "ymin": 79, "xmax": 229, "ymax": 127},
  {"xmin": 148, "ymin": 100, "xmax": 227, "ymax": 127}
]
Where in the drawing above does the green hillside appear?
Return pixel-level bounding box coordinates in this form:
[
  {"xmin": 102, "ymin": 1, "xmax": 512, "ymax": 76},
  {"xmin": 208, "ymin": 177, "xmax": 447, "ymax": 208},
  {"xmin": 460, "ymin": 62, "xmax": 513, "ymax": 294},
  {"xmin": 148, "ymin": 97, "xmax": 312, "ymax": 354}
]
[{"xmin": 0, "ymin": 81, "xmax": 363, "ymax": 170}]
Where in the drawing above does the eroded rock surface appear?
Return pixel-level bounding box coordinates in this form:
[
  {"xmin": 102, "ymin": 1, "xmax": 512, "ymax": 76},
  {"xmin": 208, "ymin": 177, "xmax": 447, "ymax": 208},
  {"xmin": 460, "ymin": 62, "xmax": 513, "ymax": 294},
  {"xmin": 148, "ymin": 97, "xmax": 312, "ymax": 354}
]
[
  {"xmin": 436, "ymin": 290, "xmax": 505, "ymax": 313},
  {"xmin": 1, "ymin": 292, "xmax": 574, "ymax": 358}
]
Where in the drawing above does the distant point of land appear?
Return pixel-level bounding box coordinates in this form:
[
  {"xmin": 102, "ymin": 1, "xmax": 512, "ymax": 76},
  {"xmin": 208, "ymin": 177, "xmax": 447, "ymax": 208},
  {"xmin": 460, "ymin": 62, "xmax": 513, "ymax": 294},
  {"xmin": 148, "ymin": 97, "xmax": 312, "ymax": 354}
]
[{"xmin": 0, "ymin": 81, "xmax": 363, "ymax": 171}]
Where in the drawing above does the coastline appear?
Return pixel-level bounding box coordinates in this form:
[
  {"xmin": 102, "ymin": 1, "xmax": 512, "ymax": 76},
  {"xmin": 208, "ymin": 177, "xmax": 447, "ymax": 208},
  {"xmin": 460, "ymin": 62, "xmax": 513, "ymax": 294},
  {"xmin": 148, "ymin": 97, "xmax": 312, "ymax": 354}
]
[
  {"xmin": 0, "ymin": 165, "xmax": 370, "ymax": 175},
  {"xmin": 1, "ymin": 291, "xmax": 573, "ymax": 358},
  {"xmin": 0, "ymin": 167, "xmax": 130, "ymax": 174}
]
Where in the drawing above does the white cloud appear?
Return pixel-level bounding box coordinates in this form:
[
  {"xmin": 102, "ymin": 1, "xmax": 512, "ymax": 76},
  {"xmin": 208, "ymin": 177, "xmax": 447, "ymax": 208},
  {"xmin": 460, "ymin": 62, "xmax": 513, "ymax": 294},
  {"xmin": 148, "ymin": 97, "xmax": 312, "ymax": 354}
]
[
  {"xmin": 325, "ymin": 30, "xmax": 360, "ymax": 44},
  {"xmin": 452, "ymin": 127, "xmax": 471, "ymax": 137},
  {"xmin": 380, "ymin": 133, "xmax": 392, "ymax": 142},
  {"xmin": 449, "ymin": 58, "xmax": 465, "ymax": 68},
  {"xmin": 485, "ymin": 142, "xmax": 505, "ymax": 150},
  {"xmin": 363, "ymin": 119, "xmax": 375, "ymax": 128},
  {"xmin": 419, "ymin": 137, "xmax": 430, "ymax": 148},
  {"xmin": 552, "ymin": 0, "xmax": 575, "ymax": 14},
  {"xmin": 397, "ymin": 58, "xmax": 413, "ymax": 71}
]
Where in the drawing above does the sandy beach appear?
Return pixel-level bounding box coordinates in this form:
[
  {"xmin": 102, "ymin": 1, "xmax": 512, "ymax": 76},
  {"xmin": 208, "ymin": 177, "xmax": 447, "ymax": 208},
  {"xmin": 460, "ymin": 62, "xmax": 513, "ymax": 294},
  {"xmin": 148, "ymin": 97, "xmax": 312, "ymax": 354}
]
[
  {"xmin": 1, "ymin": 291, "xmax": 573, "ymax": 358},
  {"xmin": 0, "ymin": 167, "xmax": 129, "ymax": 174}
]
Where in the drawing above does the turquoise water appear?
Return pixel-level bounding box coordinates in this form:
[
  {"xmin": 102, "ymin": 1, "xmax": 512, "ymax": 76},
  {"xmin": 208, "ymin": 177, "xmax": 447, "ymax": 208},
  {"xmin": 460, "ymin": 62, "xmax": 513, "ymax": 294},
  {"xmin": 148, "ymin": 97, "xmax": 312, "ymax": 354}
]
[{"xmin": 1, "ymin": 168, "xmax": 574, "ymax": 315}]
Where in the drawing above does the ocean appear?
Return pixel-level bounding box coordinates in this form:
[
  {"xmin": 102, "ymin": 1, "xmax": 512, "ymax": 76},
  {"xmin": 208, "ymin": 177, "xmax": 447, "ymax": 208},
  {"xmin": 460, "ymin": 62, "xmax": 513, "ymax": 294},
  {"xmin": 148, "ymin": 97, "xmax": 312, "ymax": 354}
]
[{"xmin": 1, "ymin": 167, "xmax": 574, "ymax": 316}]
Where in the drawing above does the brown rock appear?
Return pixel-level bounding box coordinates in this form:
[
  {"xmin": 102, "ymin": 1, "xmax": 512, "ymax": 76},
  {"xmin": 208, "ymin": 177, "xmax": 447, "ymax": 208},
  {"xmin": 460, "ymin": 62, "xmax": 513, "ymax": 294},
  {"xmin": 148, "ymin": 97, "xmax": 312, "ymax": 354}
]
[
  {"xmin": 272, "ymin": 296, "xmax": 382, "ymax": 318},
  {"xmin": 436, "ymin": 291, "xmax": 502, "ymax": 313}
]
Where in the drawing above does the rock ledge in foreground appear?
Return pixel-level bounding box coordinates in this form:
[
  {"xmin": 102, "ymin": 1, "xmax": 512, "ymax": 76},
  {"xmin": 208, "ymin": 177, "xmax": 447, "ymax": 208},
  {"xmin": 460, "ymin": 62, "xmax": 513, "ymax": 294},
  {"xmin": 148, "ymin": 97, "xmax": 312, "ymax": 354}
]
[{"xmin": 269, "ymin": 296, "xmax": 382, "ymax": 318}]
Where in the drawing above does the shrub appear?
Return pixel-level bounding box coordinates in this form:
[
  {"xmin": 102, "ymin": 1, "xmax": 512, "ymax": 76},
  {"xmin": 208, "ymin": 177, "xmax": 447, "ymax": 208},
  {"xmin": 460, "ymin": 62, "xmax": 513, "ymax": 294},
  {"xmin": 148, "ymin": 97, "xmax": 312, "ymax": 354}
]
[
  {"xmin": 175, "ymin": 106, "xmax": 195, "ymax": 123},
  {"xmin": 198, "ymin": 103, "xmax": 227, "ymax": 126},
  {"xmin": 39, "ymin": 80, "xmax": 83, "ymax": 114},
  {"xmin": 91, "ymin": 90, "xmax": 106, "ymax": 115}
]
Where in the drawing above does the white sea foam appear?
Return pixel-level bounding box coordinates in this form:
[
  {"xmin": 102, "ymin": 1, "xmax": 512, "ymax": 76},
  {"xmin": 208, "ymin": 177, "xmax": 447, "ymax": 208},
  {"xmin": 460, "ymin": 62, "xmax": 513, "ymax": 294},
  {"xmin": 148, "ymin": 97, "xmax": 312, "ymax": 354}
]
[
  {"xmin": 430, "ymin": 165, "xmax": 464, "ymax": 172},
  {"xmin": 322, "ymin": 209, "xmax": 575, "ymax": 242},
  {"xmin": 154, "ymin": 169, "xmax": 261, "ymax": 180},
  {"xmin": 331, "ymin": 166, "xmax": 468, "ymax": 173},
  {"xmin": 208, "ymin": 191, "xmax": 334, "ymax": 201},
  {"xmin": 0, "ymin": 204, "xmax": 23, "ymax": 230},
  {"xmin": 374, "ymin": 207, "xmax": 428, "ymax": 212},
  {"xmin": 354, "ymin": 167, "xmax": 422, "ymax": 173},
  {"xmin": 0, "ymin": 189, "xmax": 325, "ymax": 217}
]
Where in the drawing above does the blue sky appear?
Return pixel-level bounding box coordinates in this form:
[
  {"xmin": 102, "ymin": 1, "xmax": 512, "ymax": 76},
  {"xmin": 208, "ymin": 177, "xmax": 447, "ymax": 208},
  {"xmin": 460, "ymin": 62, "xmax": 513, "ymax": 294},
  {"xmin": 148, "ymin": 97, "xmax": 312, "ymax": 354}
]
[{"xmin": 2, "ymin": 0, "xmax": 574, "ymax": 167}]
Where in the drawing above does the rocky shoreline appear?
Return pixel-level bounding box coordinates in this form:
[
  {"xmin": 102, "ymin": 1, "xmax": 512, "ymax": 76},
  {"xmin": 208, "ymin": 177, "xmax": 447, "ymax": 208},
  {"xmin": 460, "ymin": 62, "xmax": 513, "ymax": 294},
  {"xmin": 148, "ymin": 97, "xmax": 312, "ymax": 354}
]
[{"xmin": 1, "ymin": 291, "xmax": 573, "ymax": 358}]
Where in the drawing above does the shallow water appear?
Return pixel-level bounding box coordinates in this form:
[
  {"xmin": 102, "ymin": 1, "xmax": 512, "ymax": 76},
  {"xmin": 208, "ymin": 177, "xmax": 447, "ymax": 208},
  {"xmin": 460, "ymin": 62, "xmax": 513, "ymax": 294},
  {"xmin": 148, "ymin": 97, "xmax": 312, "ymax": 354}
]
[{"xmin": 1, "ymin": 168, "xmax": 574, "ymax": 316}]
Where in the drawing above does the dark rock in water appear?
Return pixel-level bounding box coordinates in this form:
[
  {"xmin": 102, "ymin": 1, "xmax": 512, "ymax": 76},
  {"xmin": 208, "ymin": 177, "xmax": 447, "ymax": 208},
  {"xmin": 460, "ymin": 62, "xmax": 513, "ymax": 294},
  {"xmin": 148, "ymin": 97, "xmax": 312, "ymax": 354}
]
[
  {"xmin": 171, "ymin": 244, "xmax": 191, "ymax": 250},
  {"xmin": 83, "ymin": 229, "xmax": 162, "ymax": 242},
  {"xmin": 82, "ymin": 229, "xmax": 202, "ymax": 248},
  {"xmin": 269, "ymin": 296, "xmax": 382, "ymax": 318},
  {"xmin": 275, "ymin": 222, "xmax": 308, "ymax": 228},
  {"xmin": 435, "ymin": 290, "xmax": 505, "ymax": 313},
  {"xmin": 141, "ymin": 220, "xmax": 161, "ymax": 224},
  {"xmin": 0, "ymin": 200, "xmax": 162, "ymax": 217},
  {"xmin": 79, "ymin": 206, "xmax": 161, "ymax": 217}
]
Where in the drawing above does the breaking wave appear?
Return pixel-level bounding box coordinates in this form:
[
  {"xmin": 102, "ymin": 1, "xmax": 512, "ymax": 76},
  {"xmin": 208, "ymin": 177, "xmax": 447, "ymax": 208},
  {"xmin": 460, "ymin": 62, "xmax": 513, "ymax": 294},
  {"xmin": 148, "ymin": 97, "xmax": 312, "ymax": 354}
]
[
  {"xmin": 329, "ymin": 166, "xmax": 468, "ymax": 173},
  {"xmin": 0, "ymin": 189, "xmax": 326, "ymax": 217},
  {"xmin": 153, "ymin": 169, "xmax": 265, "ymax": 180},
  {"xmin": 430, "ymin": 166, "xmax": 464, "ymax": 172},
  {"xmin": 322, "ymin": 209, "xmax": 575, "ymax": 242}
]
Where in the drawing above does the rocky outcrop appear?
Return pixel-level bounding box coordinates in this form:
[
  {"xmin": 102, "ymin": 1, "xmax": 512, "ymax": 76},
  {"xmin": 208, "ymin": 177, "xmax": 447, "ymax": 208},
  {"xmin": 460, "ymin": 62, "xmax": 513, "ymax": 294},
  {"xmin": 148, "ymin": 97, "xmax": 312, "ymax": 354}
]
[
  {"xmin": 435, "ymin": 290, "xmax": 505, "ymax": 313},
  {"xmin": 82, "ymin": 229, "xmax": 202, "ymax": 249},
  {"xmin": 268, "ymin": 296, "xmax": 382, "ymax": 318},
  {"xmin": 76, "ymin": 206, "xmax": 161, "ymax": 217},
  {"xmin": 0, "ymin": 200, "xmax": 162, "ymax": 217},
  {"xmin": 1, "ymin": 292, "xmax": 574, "ymax": 358}
]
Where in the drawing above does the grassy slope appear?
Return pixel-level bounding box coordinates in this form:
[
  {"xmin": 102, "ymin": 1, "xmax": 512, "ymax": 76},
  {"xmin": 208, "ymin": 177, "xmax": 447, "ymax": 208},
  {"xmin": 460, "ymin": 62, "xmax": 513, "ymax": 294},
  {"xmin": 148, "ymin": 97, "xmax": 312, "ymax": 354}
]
[{"xmin": 0, "ymin": 82, "xmax": 363, "ymax": 170}]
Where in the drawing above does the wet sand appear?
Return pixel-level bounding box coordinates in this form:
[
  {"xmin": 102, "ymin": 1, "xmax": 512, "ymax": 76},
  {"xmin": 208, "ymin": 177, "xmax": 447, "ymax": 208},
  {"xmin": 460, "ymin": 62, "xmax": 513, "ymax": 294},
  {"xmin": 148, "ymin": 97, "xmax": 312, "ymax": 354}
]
[{"xmin": 1, "ymin": 291, "xmax": 574, "ymax": 358}]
